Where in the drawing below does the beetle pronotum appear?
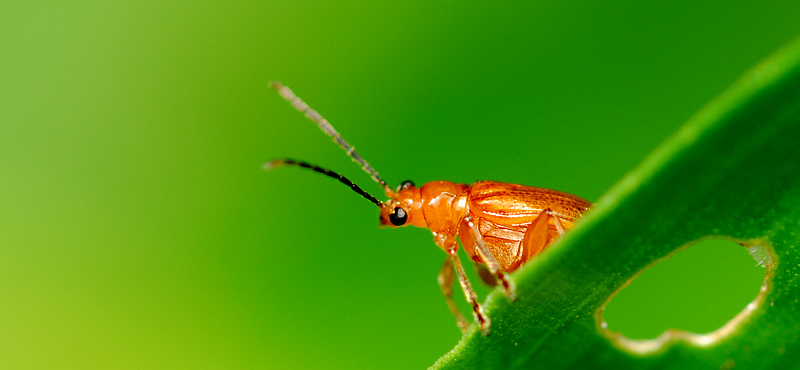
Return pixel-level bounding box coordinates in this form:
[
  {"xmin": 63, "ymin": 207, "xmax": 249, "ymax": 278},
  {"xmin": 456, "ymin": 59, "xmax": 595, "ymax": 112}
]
[{"xmin": 266, "ymin": 82, "xmax": 591, "ymax": 334}]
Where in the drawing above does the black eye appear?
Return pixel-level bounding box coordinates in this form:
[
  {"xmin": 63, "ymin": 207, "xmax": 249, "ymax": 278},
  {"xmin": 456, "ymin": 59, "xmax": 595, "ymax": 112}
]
[
  {"xmin": 389, "ymin": 207, "xmax": 408, "ymax": 226},
  {"xmin": 398, "ymin": 180, "xmax": 415, "ymax": 191}
]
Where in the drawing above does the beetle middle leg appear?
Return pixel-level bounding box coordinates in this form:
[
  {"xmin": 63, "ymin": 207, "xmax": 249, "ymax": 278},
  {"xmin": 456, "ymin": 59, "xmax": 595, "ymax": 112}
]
[
  {"xmin": 447, "ymin": 250, "xmax": 491, "ymax": 335},
  {"xmin": 463, "ymin": 216, "xmax": 517, "ymax": 301}
]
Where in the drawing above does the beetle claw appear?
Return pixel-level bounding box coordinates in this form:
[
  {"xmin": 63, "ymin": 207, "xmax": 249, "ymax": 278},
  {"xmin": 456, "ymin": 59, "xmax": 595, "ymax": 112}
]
[
  {"xmin": 505, "ymin": 280, "xmax": 518, "ymax": 302},
  {"xmin": 477, "ymin": 313, "xmax": 492, "ymax": 336},
  {"xmin": 472, "ymin": 302, "xmax": 492, "ymax": 336}
]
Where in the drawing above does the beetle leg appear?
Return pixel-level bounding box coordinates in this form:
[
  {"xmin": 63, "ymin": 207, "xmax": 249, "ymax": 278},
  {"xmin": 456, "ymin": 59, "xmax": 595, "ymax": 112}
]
[
  {"xmin": 521, "ymin": 210, "xmax": 551, "ymax": 261},
  {"xmin": 521, "ymin": 208, "xmax": 567, "ymax": 261},
  {"xmin": 448, "ymin": 250, "xmax": 491, "ymax": 335},
  {"xmin": 463, "ymin": 217, "xmax": 517, "ymax": 301},
  {"xmin": 551, "ymin": 209, "xmax": 566, "ymax": 235},
  {"xmin": 474, "ymin": 262, "xmax": 498, "ymax": 287},
  {"xmin": 437, "ymin": 257, "xmax": 470, "ymax": 333}
]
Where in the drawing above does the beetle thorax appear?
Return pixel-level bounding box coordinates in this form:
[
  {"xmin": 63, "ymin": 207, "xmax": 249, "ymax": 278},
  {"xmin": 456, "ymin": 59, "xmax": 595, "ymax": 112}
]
[{"xmin": 419, "ymin": 181, "xmax": 469, "ymax": 235}]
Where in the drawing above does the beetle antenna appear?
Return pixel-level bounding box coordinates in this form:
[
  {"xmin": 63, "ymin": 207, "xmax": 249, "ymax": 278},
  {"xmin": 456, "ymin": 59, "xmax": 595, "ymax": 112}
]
[
  {"xmin": 264, "ymin": 158, "xmax": 384, "ymax": 208},
  {"xmin": 269, "ymin": 81, "xmax": 393, "ymax": 195}
]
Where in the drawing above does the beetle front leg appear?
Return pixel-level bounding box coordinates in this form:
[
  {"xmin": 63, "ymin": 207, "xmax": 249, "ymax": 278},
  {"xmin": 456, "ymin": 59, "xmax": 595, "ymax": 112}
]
[
  {"xmin": 448, "ymin": 250, "xmax": 491, "ymax": 335},
  {"xmin": 437, "ymin": 257, "xmax": 470, "ymax": 333},
  {"xmin": 463, "ymin": 216, "xmax": 517, "ymax": 301}
]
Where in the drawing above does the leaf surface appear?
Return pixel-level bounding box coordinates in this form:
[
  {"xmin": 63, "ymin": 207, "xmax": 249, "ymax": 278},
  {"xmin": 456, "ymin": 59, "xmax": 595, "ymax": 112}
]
[{"xmin": 433, "ymin": 36, "xmax": 800, "ymax": 370}]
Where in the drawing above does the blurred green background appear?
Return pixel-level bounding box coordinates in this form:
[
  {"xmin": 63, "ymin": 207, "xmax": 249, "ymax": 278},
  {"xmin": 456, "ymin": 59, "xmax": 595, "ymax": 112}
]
[{"xmin": 1, "ymin": 1, "xmax": 798, "ymax": 369}]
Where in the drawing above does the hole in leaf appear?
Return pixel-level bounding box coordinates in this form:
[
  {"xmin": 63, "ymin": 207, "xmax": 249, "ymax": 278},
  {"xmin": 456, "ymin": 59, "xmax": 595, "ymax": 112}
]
[{"xmin": 602, "ymin": 238, "xmax": 767, "ymax": 340}]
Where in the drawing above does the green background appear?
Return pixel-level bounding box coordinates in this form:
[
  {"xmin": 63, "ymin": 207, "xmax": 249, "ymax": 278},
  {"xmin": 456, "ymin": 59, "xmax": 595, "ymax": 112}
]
[{"xmin": 1, "ymin": 1, "xmax": 798, "ymax": 369}]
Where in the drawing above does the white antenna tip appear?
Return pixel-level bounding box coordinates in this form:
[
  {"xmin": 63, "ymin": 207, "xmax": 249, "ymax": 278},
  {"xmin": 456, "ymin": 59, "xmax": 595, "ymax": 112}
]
[{"xmin": 262, "ymin": 160, "xmax": 284, "ymax": 171}]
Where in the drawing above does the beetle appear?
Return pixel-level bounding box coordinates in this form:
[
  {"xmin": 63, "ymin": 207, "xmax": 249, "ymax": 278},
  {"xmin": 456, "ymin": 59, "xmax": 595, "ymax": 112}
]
[{"xmin": 265, "ymin": 82, "xmax": 591, "ymax": 335}]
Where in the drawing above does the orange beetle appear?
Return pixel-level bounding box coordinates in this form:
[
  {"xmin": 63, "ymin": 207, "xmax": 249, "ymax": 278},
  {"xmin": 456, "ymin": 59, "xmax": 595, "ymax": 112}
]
[{"xmin": 266, "ymin": 82, "xmax": 591, "ymax": 335}]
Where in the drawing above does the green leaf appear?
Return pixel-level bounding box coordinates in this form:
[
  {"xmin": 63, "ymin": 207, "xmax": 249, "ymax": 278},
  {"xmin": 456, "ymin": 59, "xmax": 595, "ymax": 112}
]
[{"xmin": 432, "ymin": 36, "xmax": 800, "ymax": 369}]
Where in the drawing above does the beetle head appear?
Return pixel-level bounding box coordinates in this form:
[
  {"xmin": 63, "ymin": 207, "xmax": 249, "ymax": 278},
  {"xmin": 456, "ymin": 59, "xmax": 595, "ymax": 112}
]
[{"xmin": 380, "ymin": 180, "xmax": 426, "ymax": 228}]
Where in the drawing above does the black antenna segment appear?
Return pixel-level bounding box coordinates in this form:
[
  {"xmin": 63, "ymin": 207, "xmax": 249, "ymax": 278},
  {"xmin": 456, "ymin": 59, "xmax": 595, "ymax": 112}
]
[{"xmin": 264, "ymin": 158, "xmax": 383, "ymax": 208}]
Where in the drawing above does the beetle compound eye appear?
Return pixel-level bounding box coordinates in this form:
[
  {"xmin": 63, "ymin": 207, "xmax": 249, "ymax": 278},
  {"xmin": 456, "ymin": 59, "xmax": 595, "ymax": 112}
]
[
  {"xmin": 389, "ymin": 207, "xmax": 408, "ymax": 226},
  {"xmin": 397, "ymin": 180, "xmax": 415, "ymax": 192}
]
